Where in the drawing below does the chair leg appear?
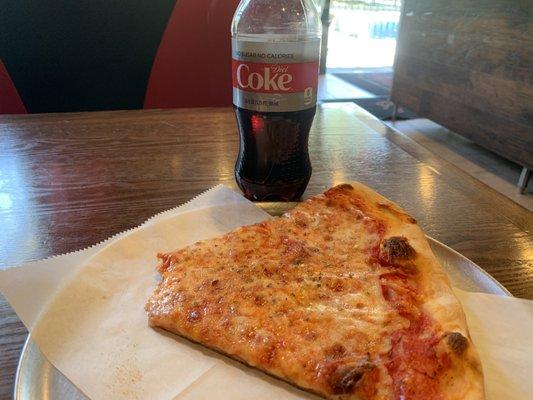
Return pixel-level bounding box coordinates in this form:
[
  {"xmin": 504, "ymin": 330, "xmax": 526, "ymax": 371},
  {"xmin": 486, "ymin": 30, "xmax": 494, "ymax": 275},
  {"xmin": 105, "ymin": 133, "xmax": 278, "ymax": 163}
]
[
  {"xmin": 391, "ymin": 103, "xmax": 398, "ymax": 123},
  {"xmin": 518, "ymin": 167, "xmax": 531, "ymax": 194}
]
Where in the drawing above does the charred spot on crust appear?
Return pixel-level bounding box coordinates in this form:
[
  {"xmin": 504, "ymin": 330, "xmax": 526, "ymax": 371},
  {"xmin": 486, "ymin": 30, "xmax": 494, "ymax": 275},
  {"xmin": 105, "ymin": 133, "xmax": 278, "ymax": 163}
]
[
  {"xmin": 377, "ymin": 203, "xmax": 417, "ymax": 224},
  {"xmin": 446, "ymin": 332, "xmax": 469, "ymax": 356},
  {"xmin": 335, "ymin": 183, "xmax": 354, "ymax": 191},
  {"xmin": 324, "ymin": 184, "xmax": 355, "ymax": 203},
  {"xmin": 377, "ymin": 202, "xmax": 400, "ymax": 216},
  {"xmin": 380, "ymin": 236, "xmax": 416, "ymax": 263},
  {"xmin": 328, "ymin": 362, "xmax": 372, "ymax": 394}
]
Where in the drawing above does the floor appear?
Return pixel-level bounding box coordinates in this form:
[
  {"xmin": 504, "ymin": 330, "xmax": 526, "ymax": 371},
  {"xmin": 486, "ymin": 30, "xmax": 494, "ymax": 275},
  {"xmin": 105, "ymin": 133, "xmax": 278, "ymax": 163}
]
[
  {"xmin": 387, "ymin": 119, "xmax": 533, "ymax": 211},
  {"xmin": 317, "ymin": 73, "xmax": 533, "ymax": 212},
  {"xmin": 318, "ymin": 74, "xmax": 374, "ymax": 102}
]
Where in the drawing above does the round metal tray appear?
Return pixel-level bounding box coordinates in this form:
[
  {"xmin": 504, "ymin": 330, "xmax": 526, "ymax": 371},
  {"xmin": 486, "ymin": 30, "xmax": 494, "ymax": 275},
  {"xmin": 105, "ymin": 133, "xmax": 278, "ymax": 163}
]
[{"xmin": 14, "ymin": 202, "xmax": 511, "ymax": 399}]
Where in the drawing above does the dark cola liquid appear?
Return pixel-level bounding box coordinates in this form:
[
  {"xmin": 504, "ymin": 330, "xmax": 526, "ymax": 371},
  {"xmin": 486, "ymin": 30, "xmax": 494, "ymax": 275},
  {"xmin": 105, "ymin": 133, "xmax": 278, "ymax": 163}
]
[{"xmin": 234, "ymin": 105, "xmax": 316, "ymax": 201}]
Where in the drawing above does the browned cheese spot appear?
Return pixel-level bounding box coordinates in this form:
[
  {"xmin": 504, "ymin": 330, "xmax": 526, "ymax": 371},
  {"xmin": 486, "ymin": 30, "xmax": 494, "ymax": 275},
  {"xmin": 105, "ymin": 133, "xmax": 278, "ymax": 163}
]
[
  {"xmin": 293, "ymin": 212, "xmax": 309, "ymax": 228},
  {"xmin": 325, "ymin": 343, "xmax": 347, "ymax": 360},
  {"xmin": 380, "ymin": 236, "xmax": 416, "ymax": 263},
  {"xmin": 262, "ymin": 343, "xmax": 278, "ymax": 365},
  {"xmin": 328, "ymin": 362, "xmax": 371, "ymax": 394},
  {"xmin": 327, "ymin": 279, "xmax": 345, "ymax": 292},
  {"xmin": 304, "ymin": 330, "xmax": 318, "ymax": 341},
  {"xmin": 446, "ymin": 332, "xmax": 469, "ymax": 356},
  {"xmin": 254, "ymin": 295, "xmax": 266, "ymax": 306}
]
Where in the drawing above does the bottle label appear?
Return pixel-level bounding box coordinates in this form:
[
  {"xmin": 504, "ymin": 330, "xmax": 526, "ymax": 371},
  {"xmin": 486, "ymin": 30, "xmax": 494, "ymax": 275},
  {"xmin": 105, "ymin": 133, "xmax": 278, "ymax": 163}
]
[{"xmin": 232, "ymin": 39, "xmax": 320, "ymax": 112}]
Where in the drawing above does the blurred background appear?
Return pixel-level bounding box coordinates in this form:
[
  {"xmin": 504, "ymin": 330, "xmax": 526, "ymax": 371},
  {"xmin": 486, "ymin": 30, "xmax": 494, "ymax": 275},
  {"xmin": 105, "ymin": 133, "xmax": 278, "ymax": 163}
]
[
  {"xmin": 317, "ymin": 0, "xmax": 405, "ymax": 120},
  {"xmin": 322, "ymin": 0, "xmax": 400, "ymax": 69},
  {"xmin": 0, "ymin": 0, "xmax": 531, "ymax": 203},
  {"xmin": 0, "ymin": 0, "xmax": 405, "ymax": 114}
]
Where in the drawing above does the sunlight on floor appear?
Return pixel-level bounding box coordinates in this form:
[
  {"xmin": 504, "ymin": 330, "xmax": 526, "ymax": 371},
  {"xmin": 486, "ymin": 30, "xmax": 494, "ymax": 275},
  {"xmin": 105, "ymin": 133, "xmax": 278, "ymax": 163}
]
[
  {"xmin": 326, "ymin": 5, "xmax": 400, "ymax": 69},
  {"xmin": 388, "ymin": 119, "xmax": 533, "ymax": 211}
]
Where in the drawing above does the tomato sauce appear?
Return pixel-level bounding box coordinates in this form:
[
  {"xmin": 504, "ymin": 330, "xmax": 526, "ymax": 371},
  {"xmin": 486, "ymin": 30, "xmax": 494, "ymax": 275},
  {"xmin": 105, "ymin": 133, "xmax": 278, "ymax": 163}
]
[
  {"xmin": 385, "ymin": 314, "xmax": 446, "ymax": 400},
  {"xmin": 363, "ymin": 214, "xmax": 446, "ymax": 400},
  {"xmin": 378, "ymin": 249, "xmax": 447, "ymax": 399}
]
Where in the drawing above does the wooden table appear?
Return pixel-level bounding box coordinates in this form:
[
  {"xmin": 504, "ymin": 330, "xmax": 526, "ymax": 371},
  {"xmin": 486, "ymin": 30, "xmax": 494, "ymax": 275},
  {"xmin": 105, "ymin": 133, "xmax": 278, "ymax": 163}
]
[{"xmin": 0, "ymin": 103, "xmax": 531, "ymax": 398}]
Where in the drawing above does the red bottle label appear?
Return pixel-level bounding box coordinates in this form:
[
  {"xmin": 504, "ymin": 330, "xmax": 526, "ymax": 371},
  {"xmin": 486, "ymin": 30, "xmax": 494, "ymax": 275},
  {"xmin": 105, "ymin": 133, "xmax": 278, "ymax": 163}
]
[
  {"xmin": 232, "ymin": 39, "xmax": 320, "ymax": 112},
  {"xmin": 232, "ymin": 60, "xmax": 319, "ymax": 94}
]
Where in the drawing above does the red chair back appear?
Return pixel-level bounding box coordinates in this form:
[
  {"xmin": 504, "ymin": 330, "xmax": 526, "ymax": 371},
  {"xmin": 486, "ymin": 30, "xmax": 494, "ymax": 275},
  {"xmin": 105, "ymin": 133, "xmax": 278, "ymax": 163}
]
[
  {"xmin": 0, "ymin": 60, "xmax": 26, "ymax": 114},
  {"xmin": 144, "ymin": 0, "xmax": 241, "ymax": 109}
]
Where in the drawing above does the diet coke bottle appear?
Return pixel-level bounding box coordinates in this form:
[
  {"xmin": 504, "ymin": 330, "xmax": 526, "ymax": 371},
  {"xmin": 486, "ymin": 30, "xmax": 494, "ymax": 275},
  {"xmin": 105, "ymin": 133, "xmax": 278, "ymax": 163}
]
[{"xmin": 231, "ymin": 0, "xmax": 321, "ymax": 201}]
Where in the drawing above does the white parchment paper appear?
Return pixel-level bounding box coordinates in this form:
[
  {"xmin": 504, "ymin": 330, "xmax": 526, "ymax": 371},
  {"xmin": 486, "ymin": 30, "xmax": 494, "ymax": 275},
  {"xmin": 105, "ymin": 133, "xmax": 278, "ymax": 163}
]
[{"xmin": 0, "ymin": 185, "xmax": 532, "ymax": 399}]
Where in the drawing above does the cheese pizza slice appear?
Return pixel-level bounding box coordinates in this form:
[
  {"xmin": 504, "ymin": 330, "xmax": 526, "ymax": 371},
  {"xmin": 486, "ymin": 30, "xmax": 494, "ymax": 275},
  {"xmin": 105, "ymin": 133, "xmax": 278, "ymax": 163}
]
[{"xmin": 145, "ymin": 183, "xmax": 484, "ymax": 400}]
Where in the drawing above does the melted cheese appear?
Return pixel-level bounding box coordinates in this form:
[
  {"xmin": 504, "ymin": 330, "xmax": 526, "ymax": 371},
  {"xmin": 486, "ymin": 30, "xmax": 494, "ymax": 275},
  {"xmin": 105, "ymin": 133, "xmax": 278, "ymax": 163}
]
[{"xmin": 145, "ymin": 186, "xmax": 434, "ymax": 399}]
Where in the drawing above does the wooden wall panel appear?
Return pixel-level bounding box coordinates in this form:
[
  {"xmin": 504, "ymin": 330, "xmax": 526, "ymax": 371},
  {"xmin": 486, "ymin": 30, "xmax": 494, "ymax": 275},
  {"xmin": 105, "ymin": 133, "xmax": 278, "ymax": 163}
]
[{"xmin": 391, "ymin": 0, "xmax": 533, "ymax": 169}]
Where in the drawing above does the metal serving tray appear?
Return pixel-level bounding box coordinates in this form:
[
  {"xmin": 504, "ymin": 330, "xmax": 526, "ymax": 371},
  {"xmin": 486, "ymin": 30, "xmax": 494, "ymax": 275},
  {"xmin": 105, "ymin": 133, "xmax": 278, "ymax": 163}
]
[{"xmin": 14, "ymin": 202, "xmax": 510, "ymax": 399}]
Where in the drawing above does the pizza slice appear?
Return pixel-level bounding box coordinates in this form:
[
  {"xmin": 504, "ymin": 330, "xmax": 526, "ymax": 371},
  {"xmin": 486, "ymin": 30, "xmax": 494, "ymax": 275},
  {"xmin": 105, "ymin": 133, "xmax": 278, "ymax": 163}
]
[{"xmin": 145, "ymin": 183, "xmax": 484, "ymax": 400}]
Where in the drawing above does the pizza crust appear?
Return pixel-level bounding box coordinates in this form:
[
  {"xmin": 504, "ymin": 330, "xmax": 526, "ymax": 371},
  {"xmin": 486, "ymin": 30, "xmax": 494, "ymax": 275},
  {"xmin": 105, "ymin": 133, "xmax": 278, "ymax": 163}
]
[
  {"xmin": 146, "ymin": 182, "xmax": 485, "ymax": 400},
  {"xmin": 344, "ymin": 182, "xmax": 485, "ymax": 400}
]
